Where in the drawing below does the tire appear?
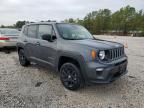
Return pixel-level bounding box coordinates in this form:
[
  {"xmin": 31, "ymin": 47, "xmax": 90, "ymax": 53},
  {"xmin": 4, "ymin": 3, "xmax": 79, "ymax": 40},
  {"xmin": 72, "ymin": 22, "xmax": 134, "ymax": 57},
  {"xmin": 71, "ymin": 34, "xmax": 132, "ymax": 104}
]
[
  {"xmin": 18, "ymin": 49, "xmax": 30, "ymax": 66},
  {"xmin": 60, "ymin": 63, "xmax": 84, "ymax": 90}
]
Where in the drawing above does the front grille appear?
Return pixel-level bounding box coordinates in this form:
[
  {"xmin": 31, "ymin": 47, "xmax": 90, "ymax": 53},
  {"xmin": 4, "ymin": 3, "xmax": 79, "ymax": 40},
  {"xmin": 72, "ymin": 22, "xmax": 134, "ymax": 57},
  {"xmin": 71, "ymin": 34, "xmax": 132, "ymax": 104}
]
[{"xmin": 105, "ymin": 47, "xmax": 124, "ymax": 61}]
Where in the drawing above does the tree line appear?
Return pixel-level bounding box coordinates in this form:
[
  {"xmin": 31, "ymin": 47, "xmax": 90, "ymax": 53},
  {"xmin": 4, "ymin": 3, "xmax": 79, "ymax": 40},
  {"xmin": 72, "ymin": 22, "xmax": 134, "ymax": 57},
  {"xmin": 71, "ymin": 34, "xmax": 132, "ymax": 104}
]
[
  {"xmin": 0, "ymin": 21, "xmax": 28, "ymax": 30},
  {"xmin": 64, "ymin": 5, "xmax": 144, "ymax": 36},
  {"xmin": 1, "ymin": 5, "xmax": 144, "ymax": 36}
]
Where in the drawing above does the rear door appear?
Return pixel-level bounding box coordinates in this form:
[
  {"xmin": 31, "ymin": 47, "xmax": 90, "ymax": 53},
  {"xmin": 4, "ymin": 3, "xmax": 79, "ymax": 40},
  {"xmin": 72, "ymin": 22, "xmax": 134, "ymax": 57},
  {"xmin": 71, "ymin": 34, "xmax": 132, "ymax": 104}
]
[{"xmin": 24, "ymin": 24, "xmax": 41, "ymax": 60}]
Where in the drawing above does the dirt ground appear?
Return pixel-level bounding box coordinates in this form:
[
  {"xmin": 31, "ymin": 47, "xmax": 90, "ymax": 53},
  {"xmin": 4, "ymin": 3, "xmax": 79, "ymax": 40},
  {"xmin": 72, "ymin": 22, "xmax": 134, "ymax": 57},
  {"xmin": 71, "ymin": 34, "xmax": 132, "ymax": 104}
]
[{"xmin": 0, "ymin": 35, "xmax": 144, "ymax": 108}]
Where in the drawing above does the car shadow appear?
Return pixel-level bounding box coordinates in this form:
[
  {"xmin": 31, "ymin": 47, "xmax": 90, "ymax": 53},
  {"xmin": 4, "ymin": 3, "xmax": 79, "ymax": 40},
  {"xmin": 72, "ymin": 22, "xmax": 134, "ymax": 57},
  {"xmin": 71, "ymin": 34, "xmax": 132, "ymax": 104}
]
[
  {"xmin": 0, "ymin": 47, "xmax": 17, "ymax": 54},
  {"xmin": 76, "ymin": 76, "xmax": 130, "ymax": 98}
]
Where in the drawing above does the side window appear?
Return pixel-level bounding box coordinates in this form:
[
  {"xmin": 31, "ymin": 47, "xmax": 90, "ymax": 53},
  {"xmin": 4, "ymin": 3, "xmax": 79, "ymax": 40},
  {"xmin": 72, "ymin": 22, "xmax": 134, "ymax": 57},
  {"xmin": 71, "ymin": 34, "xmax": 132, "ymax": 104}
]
[
  {"xmin": 38, "ymin": 25, "xmax": 52, "ymax": 39},
  {"xmin": 23, "ymin": 26, "xmax": 28, "ymax": 36},
  {"xmin": 28, "ymin": 25, "xmax": 37, "ymax": 38}
]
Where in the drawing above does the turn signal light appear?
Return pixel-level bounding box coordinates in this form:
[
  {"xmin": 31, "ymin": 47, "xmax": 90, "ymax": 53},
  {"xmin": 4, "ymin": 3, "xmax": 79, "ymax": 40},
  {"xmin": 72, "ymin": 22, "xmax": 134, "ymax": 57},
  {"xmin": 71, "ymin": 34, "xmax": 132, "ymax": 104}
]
[{"xmin": 91, "ymin": 50, "xmax": 97, "ymax": 60}]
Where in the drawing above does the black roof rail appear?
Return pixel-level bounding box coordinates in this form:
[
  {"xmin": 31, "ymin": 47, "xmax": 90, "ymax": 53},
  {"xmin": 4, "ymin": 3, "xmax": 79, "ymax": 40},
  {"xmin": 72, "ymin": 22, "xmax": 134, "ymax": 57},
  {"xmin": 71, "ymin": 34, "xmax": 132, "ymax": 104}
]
[
  {"xmin": 47, "ymin": 20, "xmax": 57, "ymax": 22},
  {"xmin": 40, "ymin": 20, "xmax": 57, "ymax": 22},
  {"xmin": 25, "ymin": 20, "xmax": 57, "ymax": 24},
  {"xmin": 25, "ymin": 21, "xmax": 35, "ymax": 24}
]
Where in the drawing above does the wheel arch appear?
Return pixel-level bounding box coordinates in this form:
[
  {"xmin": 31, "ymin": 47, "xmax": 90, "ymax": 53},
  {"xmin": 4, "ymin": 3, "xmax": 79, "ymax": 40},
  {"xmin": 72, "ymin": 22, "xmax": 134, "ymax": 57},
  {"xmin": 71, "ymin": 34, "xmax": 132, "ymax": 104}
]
[
  {"xmin": 17, "ymin": 43, "xmax": 24, "ymax": 53},
  {"xmin": 57, "ymin": 53, "xmax": 87, "ymax": 81},
  {"xmin": 58, "ymin": 56, "xmax": 81, "ymax": 71},
  {"xmin": 17, "ymin": 46, "xmax": 24, "ymax": 53}
]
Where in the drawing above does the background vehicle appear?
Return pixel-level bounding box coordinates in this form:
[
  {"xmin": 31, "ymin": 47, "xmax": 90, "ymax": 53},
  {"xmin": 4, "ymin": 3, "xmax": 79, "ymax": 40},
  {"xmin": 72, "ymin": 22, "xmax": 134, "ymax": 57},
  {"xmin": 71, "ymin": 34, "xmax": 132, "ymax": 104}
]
[
  {"xmin": 0, "ymin": 28, "xmax": 20, "ymax": 49},
  {"xmin": 17, "ymin": 22, "xmax": 128, "ymax": 90}
]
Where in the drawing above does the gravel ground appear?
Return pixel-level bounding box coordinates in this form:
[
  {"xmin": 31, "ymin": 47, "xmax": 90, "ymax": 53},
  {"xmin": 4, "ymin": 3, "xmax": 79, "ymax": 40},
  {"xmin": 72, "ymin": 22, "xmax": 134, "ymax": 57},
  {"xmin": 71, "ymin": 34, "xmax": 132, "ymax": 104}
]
[{"xmin": 0, "ymin": 35, "xmax": 144, "ymax": 108}]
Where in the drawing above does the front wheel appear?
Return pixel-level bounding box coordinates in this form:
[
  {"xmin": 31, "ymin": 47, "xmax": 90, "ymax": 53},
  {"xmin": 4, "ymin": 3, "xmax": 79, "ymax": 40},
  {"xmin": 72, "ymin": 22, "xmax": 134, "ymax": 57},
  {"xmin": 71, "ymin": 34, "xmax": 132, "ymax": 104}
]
[
  {"xmin": 60, "ymin": 63, "xmax": 84, "ymax": 90},
  {"xmin": 18, "ymin": 49, "xmax": 30, "ymax": 66}
]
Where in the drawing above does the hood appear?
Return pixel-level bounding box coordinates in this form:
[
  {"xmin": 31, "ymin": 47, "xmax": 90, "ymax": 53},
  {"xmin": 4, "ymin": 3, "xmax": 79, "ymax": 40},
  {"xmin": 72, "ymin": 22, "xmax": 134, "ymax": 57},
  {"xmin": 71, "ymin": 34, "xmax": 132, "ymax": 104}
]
[{"xmin": 70, "ymin": 39, "xmax": 123, "ymax": 49}]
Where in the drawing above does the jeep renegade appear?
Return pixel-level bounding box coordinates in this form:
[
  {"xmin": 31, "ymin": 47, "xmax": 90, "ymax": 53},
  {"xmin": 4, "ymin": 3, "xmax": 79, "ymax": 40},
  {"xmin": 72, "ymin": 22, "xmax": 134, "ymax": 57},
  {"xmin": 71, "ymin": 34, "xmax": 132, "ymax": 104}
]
[{"xmin": 17, "ymin": 22, "xmax": 128, "ymax": 90}]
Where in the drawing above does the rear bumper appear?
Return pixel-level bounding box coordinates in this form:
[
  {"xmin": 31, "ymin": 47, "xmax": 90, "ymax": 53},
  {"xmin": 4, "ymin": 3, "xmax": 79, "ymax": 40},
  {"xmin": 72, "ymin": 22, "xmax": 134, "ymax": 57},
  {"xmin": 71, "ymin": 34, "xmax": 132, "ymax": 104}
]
[
  {"xmin": 84, "ymin": 56, "xmax": 128, "ymax": 84},
  {"xmin": 0, "ymin": 41, "xmax": 17, "ymax": 48}
]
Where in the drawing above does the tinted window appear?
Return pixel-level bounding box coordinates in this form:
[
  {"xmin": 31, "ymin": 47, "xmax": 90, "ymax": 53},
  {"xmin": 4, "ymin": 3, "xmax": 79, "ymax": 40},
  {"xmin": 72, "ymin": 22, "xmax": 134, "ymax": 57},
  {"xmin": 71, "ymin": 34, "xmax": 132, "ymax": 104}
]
[
  {"xmin": 28, "ymin": 25, "xmax": 37, "ymax": 38},
  {"xmin": 38, "ymin": 25, "xmax": 52, "ymax": 39}
]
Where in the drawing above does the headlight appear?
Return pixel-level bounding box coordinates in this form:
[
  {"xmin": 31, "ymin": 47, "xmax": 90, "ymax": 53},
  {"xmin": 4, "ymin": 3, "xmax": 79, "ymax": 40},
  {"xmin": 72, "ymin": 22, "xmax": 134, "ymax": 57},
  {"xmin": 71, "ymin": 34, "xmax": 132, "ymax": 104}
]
[{"xmin": 99, "ymin": 51, "xmax": 105, "ymax": 60}]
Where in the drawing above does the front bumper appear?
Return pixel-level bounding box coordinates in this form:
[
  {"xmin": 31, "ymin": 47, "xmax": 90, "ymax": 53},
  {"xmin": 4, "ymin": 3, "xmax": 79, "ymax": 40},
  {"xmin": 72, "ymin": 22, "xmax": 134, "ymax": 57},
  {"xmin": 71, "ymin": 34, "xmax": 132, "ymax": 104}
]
[{"xmin": 85, "ymin": 56, "xmax": 128, "ymax": 84}]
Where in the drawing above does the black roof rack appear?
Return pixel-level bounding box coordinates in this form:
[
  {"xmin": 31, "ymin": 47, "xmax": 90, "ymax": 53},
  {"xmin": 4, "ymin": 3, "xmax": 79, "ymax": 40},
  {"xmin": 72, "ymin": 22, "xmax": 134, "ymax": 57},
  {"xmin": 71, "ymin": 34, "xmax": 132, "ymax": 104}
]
[{"xmin": 40, "ymin": 20, "xmax": 57, "ymax": 22}]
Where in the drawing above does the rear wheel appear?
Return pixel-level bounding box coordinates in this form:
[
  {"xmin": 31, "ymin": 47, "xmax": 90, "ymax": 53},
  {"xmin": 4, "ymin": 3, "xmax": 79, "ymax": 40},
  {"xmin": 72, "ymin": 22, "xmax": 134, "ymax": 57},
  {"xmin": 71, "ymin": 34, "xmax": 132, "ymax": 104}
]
[
  {"xmin": 60, "ymin": 63, "xmax": 84, "ymax": 90},
  {"xmin": 18, "ymin": 49, "xmax": 30, "ymax": 66}
]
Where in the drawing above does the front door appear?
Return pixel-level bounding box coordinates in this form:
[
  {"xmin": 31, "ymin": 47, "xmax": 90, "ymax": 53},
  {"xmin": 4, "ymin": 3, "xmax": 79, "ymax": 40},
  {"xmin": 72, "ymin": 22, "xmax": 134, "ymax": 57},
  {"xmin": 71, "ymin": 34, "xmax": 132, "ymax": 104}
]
[{"xmin": 36, "ymin": 24, "xmax": 57, "ymax": 67}]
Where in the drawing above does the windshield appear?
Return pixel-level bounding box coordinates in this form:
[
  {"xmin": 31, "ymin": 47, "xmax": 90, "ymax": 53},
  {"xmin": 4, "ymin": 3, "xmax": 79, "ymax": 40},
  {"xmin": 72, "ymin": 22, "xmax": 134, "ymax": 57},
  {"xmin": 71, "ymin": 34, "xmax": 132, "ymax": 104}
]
[
  {"xmin": 56, "ymin": 23, "xmax": 94, "ymax": 40},
  {"xmin": 0, "ymin": 29, "xmax": 20, "ymax": 35}
]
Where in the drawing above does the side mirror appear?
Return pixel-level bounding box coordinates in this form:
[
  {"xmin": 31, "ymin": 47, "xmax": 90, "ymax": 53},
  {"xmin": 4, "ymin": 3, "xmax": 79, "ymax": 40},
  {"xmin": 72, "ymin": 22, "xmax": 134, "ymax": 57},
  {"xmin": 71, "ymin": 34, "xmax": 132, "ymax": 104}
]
[
  {"xmin": 52, "ymin": 35, "xmax": 57, "ymax": 40},
  {"xmin": 42, "ymin": 34, "xmax": 52, "ymax": 42}
]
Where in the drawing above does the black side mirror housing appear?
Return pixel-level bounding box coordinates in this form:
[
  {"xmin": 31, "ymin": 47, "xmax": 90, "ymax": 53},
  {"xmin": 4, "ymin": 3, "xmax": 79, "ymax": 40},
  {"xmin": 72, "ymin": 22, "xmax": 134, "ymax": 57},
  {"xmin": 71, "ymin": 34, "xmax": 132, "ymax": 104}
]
[
  {"xmin": 52, "ymin": 35, "xmax": 57, "ymax": 40},
  {"xmin": 42, "ymin": 34, "xmax": 52, "ymax": 42}
]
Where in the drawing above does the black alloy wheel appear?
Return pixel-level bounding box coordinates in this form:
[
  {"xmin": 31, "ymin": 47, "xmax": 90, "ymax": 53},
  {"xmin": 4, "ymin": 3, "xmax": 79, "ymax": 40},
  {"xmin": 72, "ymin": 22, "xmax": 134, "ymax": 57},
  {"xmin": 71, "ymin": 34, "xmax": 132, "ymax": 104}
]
[{"xmin": 60, "ymin": 63, "xmax": 84, "ymax": 90}]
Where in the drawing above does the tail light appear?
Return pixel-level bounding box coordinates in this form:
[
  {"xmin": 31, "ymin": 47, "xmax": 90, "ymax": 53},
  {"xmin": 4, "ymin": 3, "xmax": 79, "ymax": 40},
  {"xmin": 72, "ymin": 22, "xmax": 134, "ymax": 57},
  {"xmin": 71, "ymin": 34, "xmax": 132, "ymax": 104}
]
[{"xmin": 0, "ymin": 36, "xmax": 10, "ymax": 40}]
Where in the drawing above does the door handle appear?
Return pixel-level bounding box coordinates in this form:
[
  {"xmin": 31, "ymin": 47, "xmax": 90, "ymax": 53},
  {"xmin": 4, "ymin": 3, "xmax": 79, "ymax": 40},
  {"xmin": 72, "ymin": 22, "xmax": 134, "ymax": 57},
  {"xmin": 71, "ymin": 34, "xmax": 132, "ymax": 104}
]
[{"xmin": 35, "ymin": 42, "xmax": 40, "ymax": 46}]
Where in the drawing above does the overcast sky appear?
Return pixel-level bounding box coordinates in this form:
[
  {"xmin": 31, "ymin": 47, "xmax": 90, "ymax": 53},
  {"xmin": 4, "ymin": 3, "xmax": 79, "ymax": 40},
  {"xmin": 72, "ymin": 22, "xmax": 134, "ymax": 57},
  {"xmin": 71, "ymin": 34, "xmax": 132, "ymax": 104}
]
[{"xmin": 0, "ymin": 0, "xmax": 144, "ymax": 25}]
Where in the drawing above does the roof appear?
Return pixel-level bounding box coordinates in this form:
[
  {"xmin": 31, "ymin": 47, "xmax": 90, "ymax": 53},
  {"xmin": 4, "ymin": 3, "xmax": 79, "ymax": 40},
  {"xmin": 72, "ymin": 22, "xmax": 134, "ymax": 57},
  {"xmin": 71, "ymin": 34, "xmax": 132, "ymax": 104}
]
[
  {"xmin": 25, "ymin": 21, "xmax": 58, "ymax": 25},
  {"xmin": 25, "ymin": 21, "xmax": 74, "ymax": 26}
]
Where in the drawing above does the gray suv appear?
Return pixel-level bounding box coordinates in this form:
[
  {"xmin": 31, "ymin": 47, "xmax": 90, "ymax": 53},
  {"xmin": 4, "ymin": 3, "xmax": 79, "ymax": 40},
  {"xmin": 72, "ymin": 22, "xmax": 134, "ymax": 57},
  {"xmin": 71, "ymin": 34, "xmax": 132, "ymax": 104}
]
[{"xmin": 17, "ymin": 22, "xmax": 128, "ymax": 90}]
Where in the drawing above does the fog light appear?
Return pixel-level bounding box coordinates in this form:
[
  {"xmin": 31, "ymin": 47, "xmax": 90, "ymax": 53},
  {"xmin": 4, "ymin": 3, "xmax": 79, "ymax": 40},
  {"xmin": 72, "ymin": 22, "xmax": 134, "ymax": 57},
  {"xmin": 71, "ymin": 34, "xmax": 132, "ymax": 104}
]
[
  {"xmin": 96, "ymin": 68, "xmax": 104, "ymax": 71},
  {"xmin": 96, "ymin": 68, "xmax": 104, "ymax": 77}
]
